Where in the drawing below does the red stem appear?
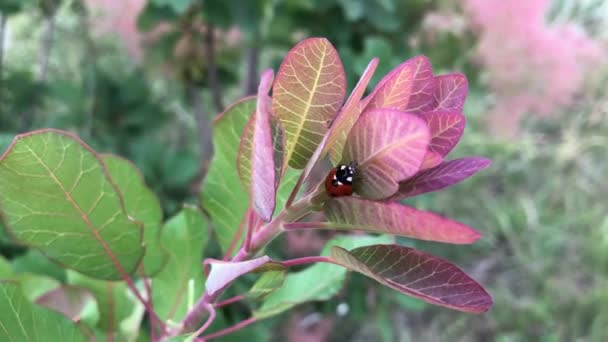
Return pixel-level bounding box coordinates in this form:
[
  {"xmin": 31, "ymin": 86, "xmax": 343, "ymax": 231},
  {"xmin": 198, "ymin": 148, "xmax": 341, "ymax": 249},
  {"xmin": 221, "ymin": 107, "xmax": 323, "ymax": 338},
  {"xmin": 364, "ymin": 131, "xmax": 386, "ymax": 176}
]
[
  {"xmin": 192, "ymin": 303, "xmax": 216, "ymax": 338},
  {"xmin": 138, "ymin": 266, "xmax": 157, "ymax": 340},
  {"xmin": 200, "ymin": 317, "xmax": 257, "ymax": 341},
  {"xmin": 214, "ymin": 295, "xmax": 245, "ymax": 308},
  {"xmin": 244, "ymin": 208, "xmax": 255, "ymax": 252},
  {"xmin": 283, "ymin": 221, "xmax": 332, "ymax": 230},
  {"xmin": 281, "ymin": 256, "xmax": 335, "ymax": 268}
]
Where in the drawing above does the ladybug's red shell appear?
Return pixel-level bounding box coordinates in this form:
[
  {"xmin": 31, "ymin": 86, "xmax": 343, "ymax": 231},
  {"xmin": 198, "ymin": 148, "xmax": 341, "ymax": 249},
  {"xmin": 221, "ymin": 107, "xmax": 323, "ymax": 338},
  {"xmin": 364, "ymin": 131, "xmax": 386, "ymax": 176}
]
[{"xmin": 324, "ymin": 163, "xmax": 357, "ymax": 197}]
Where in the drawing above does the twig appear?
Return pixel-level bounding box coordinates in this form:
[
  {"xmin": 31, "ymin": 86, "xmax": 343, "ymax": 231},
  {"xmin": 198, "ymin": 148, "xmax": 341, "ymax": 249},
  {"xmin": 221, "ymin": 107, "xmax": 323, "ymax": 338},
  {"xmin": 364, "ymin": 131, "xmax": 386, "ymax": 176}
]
[
  {"xmin": 0, "ymin": 14, "xmax": 6, "ymax": 109},
  {"xmin": 192, "ymin": 303, "xmax": 216, "ymax": 338},
  {"xmin": 189, "ymin": 85, "xmax": 213, "ymax": 182},
  {"xmin": 38, "ymin": 12, "xmax": 56, "ymax": 82},
  {"xmin": 204, "ymin": 24, "xmax": 224, "ymax": 112},
  {"xmin": 243, "ymin": 45, "xmax": 259, "ymax": 96}
]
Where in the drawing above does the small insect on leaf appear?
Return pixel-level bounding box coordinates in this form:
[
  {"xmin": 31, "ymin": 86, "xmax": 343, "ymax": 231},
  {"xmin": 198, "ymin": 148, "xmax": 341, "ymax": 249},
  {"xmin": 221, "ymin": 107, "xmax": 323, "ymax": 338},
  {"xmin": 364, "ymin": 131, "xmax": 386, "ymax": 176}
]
[{"xmin": 325, "ymin": 162, "xmax": 357, "ymax": 197}]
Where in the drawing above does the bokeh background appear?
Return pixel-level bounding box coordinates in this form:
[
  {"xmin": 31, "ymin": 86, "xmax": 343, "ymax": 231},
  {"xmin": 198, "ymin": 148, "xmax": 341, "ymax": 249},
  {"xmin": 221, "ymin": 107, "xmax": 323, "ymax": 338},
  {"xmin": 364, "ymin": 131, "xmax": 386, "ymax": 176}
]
[{"xmin": 1, "ymin": 0, "xmax": 607, "ymax": 341}]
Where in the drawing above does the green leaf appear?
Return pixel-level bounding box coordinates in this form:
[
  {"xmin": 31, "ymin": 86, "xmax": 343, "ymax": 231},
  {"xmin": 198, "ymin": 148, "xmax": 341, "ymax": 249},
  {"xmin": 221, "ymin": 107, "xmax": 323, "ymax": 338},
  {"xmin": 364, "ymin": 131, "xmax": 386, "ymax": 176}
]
[
  {"xmin": 12, "ymin": 249, "xmax": 66, "ymax": 282},
  {"xmin": 0, "ymin": 130, "xmax": 144, "ymax": 280},
  {"xmin": 152, "ymin": 206, "xmax": 209, "ymax": 322},
  {"xmin": 247, "ymin": 270, "xmax": 286, "ymax": 300},
  {"xmin": 67, "ymin": 271, "xmax": 142, "ymax": 338},
  {"xmin": 102, "ymin": 154, "xmax": 167, "ymax": 276},
  {"xmin": 0, "ymin": 282, "xmax": 87, "ymax": 341},
  {"xmin": 272, "ymin": 37, "xmax": 346, "ymax": 169},
  {"xmin": 253, "ymin": 234, "xmax": 393, "ymax": 319},
  {"xmin": 202, "ymin": 98, "xmax": 255, "ymax": 254},
  {"xmin": 0, "ymin": 255, "xmax": 13, "ymax": 278}
]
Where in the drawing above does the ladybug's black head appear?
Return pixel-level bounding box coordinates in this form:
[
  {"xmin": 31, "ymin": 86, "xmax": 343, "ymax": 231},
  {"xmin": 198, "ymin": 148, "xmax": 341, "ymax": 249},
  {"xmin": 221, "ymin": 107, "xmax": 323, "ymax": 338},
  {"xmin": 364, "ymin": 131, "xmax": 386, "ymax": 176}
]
[{"xmin": 334, "ymin": 162, "xmax": 357, "ymax": 186}]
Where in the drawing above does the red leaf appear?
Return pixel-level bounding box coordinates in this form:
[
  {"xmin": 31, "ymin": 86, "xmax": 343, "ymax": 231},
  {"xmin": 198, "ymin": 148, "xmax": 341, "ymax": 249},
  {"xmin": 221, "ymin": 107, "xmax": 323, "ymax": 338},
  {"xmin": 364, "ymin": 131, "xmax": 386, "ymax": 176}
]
[
  {"xmin": 433, "ymin": 74, "xmax": 469, "ymax": 112},
  {"xmin": 421, "ymin": 111, "xmax": 466, "ymax": 157},
  {"xmin": 331, "ymin": 244, "xmax": 493, "ymax": 313},
  {"xmin": 391, "ymin": 157, "xmax": 492, "ymax": 200},
  {"xmin": 250, "ymin": 69, "xmax": 277, "ymax": 221},
  {"xmin": 323, "ymin": 197, "xmax": 480, "ymax": 244},
  {"xmin": 342, "ymin": 109, "xmax": 430, "ymax": 199},
  {"xmin": 419, "ymin": 150, "xmax": 443, "ymax": 171},
  {"xmin": 362, "ymin": 55, "xmax": 434, "ymax": 113}
]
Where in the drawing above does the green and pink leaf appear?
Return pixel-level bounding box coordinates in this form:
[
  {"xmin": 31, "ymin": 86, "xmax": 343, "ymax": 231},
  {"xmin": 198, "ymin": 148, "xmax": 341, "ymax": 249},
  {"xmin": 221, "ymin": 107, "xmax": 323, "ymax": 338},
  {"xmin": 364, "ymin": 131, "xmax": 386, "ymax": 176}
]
[{"xmin": 330, "ymin": 244, "xmax": 492, "ymax": 313}]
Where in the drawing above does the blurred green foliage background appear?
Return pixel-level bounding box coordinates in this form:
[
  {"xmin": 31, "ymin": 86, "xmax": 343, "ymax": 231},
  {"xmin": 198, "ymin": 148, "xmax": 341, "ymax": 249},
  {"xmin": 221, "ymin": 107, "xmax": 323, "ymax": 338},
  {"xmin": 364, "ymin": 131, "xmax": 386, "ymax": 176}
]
[{"xmin": 0, "ymin": 0, "xmax": 607, "ymax": 341}]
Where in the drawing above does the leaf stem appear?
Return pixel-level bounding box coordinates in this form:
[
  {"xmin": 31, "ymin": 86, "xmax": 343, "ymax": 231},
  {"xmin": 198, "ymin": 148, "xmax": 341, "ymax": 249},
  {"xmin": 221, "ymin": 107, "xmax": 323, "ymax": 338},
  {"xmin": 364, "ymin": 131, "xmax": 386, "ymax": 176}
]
[
  {"xmin": 213, "ymin": 295, "xmax": 245, "ymax": 308},
  {"xmin": 192, "ymin": 302, "xmax": 216, "ymax": 338},
  {"xmin": 281, "ymin": 256, "xmax": 335, "ymax": 267},
  {"xmin": 283, "ymin": 221, "xmax": 333, "ymax": 230},
  {"xmin": 199, "ymin": 317, "xmax": 257, "ymax": 341}
]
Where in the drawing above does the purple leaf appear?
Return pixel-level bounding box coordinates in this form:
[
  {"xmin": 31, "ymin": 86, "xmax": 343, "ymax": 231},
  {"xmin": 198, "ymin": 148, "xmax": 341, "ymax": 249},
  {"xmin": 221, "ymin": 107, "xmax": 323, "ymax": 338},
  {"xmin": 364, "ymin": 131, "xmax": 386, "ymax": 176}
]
[
  {"xmin": 323, "ymin": 197, "xmax": 480, "ymax": 244},
  {"xmin": 433, "ymin": 74, "xmax": 469, "ymax": 112},
  {"xmin": 35, "ymin": 285, "xmax": 94, "ymax": 322},
  {"xmin": 331, "ymin": 244, "xmax": 493, "ymax": 313},
  {"xmin": 362, "ymin": 56, "xmax": 434, "ymax": 113},
  {"xmin": 342, "ymin": 109, "xmax": 430, "ymax": 199},
  {"xmin": 421, "ymin": 111, "xmax": 466, "ymax": 157},
  {"xmin": 250, "ymin": 69, "xmax": 277, "ymax": 221},
  {"xmin": 391, "ymin": 157, "xmax": 492, "ymax": 200},
  {"xmin": 205, "ymin": 256, "xmax": 271, "ymax": 297},
  {"xmin": 272, "ymin": 37, "xmax": 346, "ymax": 169}
]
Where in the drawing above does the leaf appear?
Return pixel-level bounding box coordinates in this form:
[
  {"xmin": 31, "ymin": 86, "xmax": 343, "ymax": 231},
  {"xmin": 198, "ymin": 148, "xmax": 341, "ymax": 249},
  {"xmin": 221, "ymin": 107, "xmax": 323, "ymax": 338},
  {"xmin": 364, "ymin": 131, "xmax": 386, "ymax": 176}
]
[
  {"xmin": 0, "ymin": 281, "xmax": 88, "ymax": 341},
  {"xmin": 253, "ymin": 234, "xmax": 393, "ymax": 319},
  {"xmin": 247, "ymin": 270, "xmax": 286, "ymax": 300},
  {"xmin": 419, "ymin": 150, "xmax": 443, "ymax": 171},
  {"xmin": 35, "ymin": 285, "xmax": 95, "ymax": 322},
  {"xmin": 342, "ymin": 109, "xmax": 430, "ymax": 199},
  {"xmin": 67, "ymin": 271, "xmax": 142, "ymax": 337},
  {"xmin": 12, "ymin": 249, "xmax": 66, "ymax": 282},
  {"xmin": 202, "ymin": 98, "xmax": 255, "ymax": 253},
  {"xmin": 152, "ymin": 206, "xmax": 209, "ymax": 322},
  {"xmin": 0, "ymin": 256, "xmax": 11, "ymax": 278},
  {"xmin": 326, "ymin": 58, "xmax": 379, "ymax": 165},
  {"xmin": 205, "ymin": 256, "xmax": 271, "ymax": 297},
  {"xmin": 391, "ymin": 157, "xmax": 492, "ymax": 200},
  {"xmin": 322, "ymin": 197, "xmax": 480, "ymax": 244},
  {"xmin": 433, "ymin": 74, "xmax": 469, "ymax": 112},
  {"xmin": 0, "ymin": 129, "xmax": 143, "ymax": 280},
  {"xmin": 102, "ymin": 154, "xmax": 167, "ymax": 276},
  {"xmin": 272, "ymin": 37, "xmax": 346, "ymax": 169},
  {"xmin": 330, "ymin": 244, "xmax": 493, "ymax": 313},
  {"xmin": 420, "ymin": 112, "xmax": 466, "ymax": 157},
  {"xmin": 248, "ymin": 69, "xmax": 276, "ymax": 221},
  {"xmin": 362, "ymin": 55, "xmax": 434, "ymax": 113}
]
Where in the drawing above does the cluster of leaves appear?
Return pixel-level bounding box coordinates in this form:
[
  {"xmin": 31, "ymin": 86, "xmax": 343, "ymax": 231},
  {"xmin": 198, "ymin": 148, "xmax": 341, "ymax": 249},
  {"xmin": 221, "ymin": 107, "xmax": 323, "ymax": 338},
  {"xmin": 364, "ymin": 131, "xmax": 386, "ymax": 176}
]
[{"xmin": 0, "ymin": 37, "xmax": 492, "ymax": 340}]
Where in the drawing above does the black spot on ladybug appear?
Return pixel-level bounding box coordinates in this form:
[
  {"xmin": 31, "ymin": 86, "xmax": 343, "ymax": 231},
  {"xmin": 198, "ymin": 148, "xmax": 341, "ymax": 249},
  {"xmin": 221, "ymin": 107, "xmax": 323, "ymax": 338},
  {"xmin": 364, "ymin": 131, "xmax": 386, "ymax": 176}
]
[{"xmin": 325, "ymin": 162, "xmax": 357, "ymax": 197}]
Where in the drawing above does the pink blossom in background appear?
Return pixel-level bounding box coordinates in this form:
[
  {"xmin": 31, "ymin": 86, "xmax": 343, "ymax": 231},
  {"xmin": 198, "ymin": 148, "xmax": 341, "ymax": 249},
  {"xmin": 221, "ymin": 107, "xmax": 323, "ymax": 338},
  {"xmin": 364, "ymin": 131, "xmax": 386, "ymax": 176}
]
[
  {"xmin": 84, "ymin": 0, "xmax": 146, "ymax": 61},
  {"xmin": 464, "ymin": 0, "xmax": 603, "ymax": 136}
]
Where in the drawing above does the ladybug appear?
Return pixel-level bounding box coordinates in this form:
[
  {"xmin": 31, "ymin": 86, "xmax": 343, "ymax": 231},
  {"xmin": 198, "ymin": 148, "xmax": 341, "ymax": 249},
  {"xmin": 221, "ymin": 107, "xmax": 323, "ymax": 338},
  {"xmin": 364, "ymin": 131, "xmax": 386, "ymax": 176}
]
[{"xmin": 325, "ymin": 162, "xmax": 357, "ymax": 197}]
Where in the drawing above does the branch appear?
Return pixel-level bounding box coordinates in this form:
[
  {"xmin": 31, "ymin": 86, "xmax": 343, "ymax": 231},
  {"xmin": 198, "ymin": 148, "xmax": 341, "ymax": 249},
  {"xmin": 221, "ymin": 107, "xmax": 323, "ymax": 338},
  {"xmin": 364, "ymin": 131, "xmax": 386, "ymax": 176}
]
[
  {"xmin": 204, "ymin": 24, "xmax": 224, "ymax": 112},
  {"xmin": 213, "ymin": 295, "xmax": 245, "ymax": 309}
]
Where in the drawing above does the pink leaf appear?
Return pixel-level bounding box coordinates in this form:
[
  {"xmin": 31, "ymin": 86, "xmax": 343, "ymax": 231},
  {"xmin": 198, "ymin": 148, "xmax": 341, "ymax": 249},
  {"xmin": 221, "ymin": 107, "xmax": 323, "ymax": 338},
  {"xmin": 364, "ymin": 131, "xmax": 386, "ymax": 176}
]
[
  {"xmin": 323, "ymin": 197, "xmax": 480, "ymax": 244},
  {"xmin": 272, "ymin": 37, "xmax": 346, "ymax": 169},
  {"xmin": 362, "ymin": 56, "xmax": 435, "ymax": 113},
  {"xmin": 326, "ymin": 58, "xmax": 379, "ymax": 165},
  {"xmin": 421, "ymin": 111, "xmax": 466, "ymax": 156},
  {"xmin": 35, "ymin": 285, "xmax": 94, "ymax": 322},
  {"xmin": 250, "ymin": 69, "xmax": 277, "ymax": 221},
  {"xmin": 391, "ymin": 157, "xmax": 492, "ymax": 200},
  {"xmin": 331, "ymin": 244, "xmax": 493, "ymax": 313},
  {"xmin": 342, "ymin": 109, "xmax": 430, "ymax": 199},
  {"xmin": 205, "ymin": 256, "xmax": 271, "ymax": 296},
  {"xmin": 433, "ymin": 74, "xmax": 469, "ymax": 112}
]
